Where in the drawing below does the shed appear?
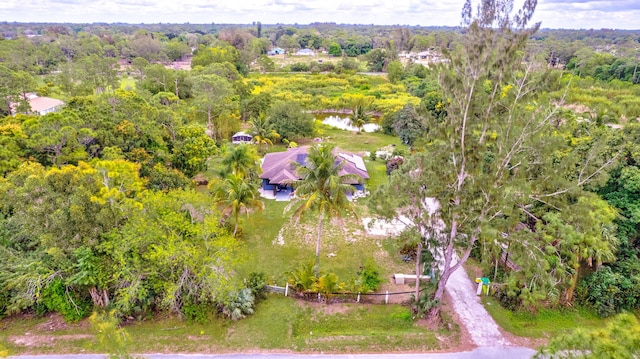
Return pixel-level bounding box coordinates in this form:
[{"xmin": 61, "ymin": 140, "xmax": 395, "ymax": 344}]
[{"xmin": 232, "ymin": 132, "xmax": 253, "ymax": 144}]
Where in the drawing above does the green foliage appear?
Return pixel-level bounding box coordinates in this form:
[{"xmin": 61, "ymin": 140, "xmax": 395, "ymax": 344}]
[
  {"xmin": 90, "ymin": 310, "xmax": 133, "ymax": 359},
  {"xmin": 364, "ymin": 48, "xmax": 388, "ymax": 72},
  {"xmin": 245, "ymin": 272, "xmax": 267, "ymax": 302},
  {"xmin": 221, "ymin": 288, "xmax": 255, "ymax": 321},
  {"xmin": 384, "ymin": 104, "xmax": 427, "ymax": 145},
  {"xmin": 266, "ymin": 101, "xmax": 315, "ymax": 140},
  {"xmin": 180, "ymin": 301, "xmax": 210, "ymax": 324},
  {"xmin": 355, "ymin": 263, "xmax": 383, "ymax": 293},
  {"xmin": 172, "ymin": 125, "xmax": 217, "ymax": 177},
  {"xmin": 328, "ymin": 42, "xmax": 342, "ymax": 57},
  {"xmin": 386, "ymin": 60, "xmax": 404, "ymax": 84},
  {"xmin": 286, "ymin": 262, "xmax": 318, "ymax": 293},
  {"xmin": 535, "ymin": 313, "xmax": 640, "ymax": 359},
  {"xmin": 578, "ymin": 266, "xmax": 640, "ymax": 317},
  {"xmin": 40, "ymin": 279, "xmax": 91, "ymax": 322}
]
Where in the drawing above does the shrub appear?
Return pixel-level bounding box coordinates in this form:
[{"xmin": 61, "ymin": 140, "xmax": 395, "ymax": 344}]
[
  {"xmin": 245, "ymin": 272, "xmax": 267, "ymax": 302},
  {"xmin": 221, "ymin": 288, "xmax": 255, "ymax": 321},
  {"xmin": 357, "ymin": 264, "xmax": 383, "ymax": 293},
  {"xmin": 40, "ymin": 279, "xmax": 91, "ymax": 322},
  {"xmin": 181, "ymin": 301, "xmax": 210, "ymax": 324}
]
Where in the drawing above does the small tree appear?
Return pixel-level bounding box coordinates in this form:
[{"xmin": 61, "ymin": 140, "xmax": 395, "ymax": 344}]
[
  {"xmin": 249, "ymin": 115, "xmax": 280, "ymax": 152},
  {"xmin": 211, "ymin": 174, "xmax": 264, "ymax": 236}
]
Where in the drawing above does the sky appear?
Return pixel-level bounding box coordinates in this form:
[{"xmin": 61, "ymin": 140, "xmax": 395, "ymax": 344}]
[{"xmin": 1, "ymin": 0, "xmax": 639, "ymax": 30}]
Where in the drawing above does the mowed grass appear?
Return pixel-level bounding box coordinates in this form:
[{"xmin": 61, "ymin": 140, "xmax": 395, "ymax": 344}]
[
  {"xmin": 314, "ymin": 123, "xmax": 405, "ymax": 154},
  {"xmin": 1, "ymin": 296, "xmax": 449, "ymax": 354}
]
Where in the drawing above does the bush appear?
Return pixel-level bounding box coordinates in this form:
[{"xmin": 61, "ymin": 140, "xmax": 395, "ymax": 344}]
[
  {"xmin": 357, "ymin": 264, "xmax": 383, "ymax": 293},
  {"xmin": 181, "ymin": 301, "xmax": 210, "ymax": 324},
  {"xmin": 577, "ymin": 266, "xmax": 640, "ymax": 317},
  {"xmin": 221, "ymin": 288, "xmax": 255, "ymax": 321},
  {"xmin": 290, "ymin": 62, "xmax": 309, "ymax": 72},
  {"xmin": 245, "ymin": 272, "xmax": 267, "ymax": 301},
  {"xmin": 40, "ymin": 279, "xmax": 91, "ymax": 322}
]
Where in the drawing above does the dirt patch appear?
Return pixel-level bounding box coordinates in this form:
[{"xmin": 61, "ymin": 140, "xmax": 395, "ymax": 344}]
[
  {"xmin": 501, "ymin": 330, "xmax": 548, "ymax": 349},
  {"xmin": 9, "ymin": 334, "xmax": 93, "ymax": 347},
  {"xmin": 301, "ymin": 300, "xmax": 355, "ymax": 315},
  {"xmin": 35, "ymin": 313, "xmax": 83, "ymax": 332}
]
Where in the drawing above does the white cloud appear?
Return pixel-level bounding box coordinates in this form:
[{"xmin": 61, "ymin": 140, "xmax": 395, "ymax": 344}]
[{"xmin": 0, "ymin": 0, "xmax": 638, "ymax": 29}]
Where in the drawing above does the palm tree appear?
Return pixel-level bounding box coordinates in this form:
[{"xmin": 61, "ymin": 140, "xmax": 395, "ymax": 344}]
[
  {"xmin": 342, "ymin": 94, "xmax": 374, "ymax": 132},
  {"xmin": 287, "ymin": 144, "xmax": 361, "ymax": 275},
  {"xmin": 211, "ymin": 174, "xmax": 264, "ymax": 236},
  {"xmin": 249, "ymin": 115, "xmax": 280, "ymax": 153},
  {"xmin": 219, "ymin": 144, "xmax": 260, "ymax": 179}
]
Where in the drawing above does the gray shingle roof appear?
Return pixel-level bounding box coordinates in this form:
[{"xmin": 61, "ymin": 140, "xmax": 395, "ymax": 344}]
[{"xmin": 260, "ymin": 146, "xmax": 369, "ymax": 184}]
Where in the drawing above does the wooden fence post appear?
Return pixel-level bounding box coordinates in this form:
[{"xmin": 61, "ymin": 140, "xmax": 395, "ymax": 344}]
[
  {"xmin": 385, "ymin": 291, "xmax": 389, "ymax": 304},
  {"xmin": 285, "ymin": 282, "xmax": 289, "ymax": 297}
]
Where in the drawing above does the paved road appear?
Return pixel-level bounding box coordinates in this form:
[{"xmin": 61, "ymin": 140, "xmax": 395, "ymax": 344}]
[{"xmin": 9, "ymin": 347, "xmax": 537, "ymax": 359}]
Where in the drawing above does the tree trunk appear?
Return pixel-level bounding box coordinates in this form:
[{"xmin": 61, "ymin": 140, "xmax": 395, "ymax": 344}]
[
  {"xmin": 233, "ymin": 211, "xmax": 239, "ymax": 237},
  {"xmin": 565, "ymin": 264, "xmax": 580, "ymax": 304},
  {"xmin": 315, "ymin": 211, "xmax": 324, "ymax": 276},
  {"xmin": 414, "ymin": 241, "xmax": 423, "ymax": 300},
  {"xmin": 428, "ymin": 221, "xmax": 477, "ymax": 321}
]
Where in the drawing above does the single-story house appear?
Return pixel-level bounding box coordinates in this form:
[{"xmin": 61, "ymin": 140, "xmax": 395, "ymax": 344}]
[
  {"xmin": 267, "ymin": 47, "xmax": 285, "ymax": 55},
  {"xmin": 295, "ymin": 48, "xmax": 314, "ymax": 56},
  {"xmin": 11, "ymin": 93, "xmax": 64, "ymax": 116},
  {"xmin": 260, "ymin": 146, "xmax": 369, "ymax": 201},
  {"xmin": 232, "ymin": 131, "xmax": 253, "ymax": 144}
]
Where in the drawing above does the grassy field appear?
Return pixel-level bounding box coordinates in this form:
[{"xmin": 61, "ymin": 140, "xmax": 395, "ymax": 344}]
[
  {"xmin": 268, "ymin": 53, "xmax": 367, "ymax": 71},
  {"xmin": 0, "ymin": 296, "xmax": 452, "ymax": 354}
]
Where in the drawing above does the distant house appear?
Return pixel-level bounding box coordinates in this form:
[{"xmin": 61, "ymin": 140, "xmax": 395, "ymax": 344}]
[
  {"xmin": 11, "ymin": 93, "xmax": 64, "ymax": 116},
  {"xmin": 267, "ymin": 47, "xmax": 285, "ymax": 55},
  {"xmin": 259, "ymin": 146, "xmax": 369, "ymax": 201},
  {"xmin": 232, "ymin": 131, "xmax": 253, "ymax": 144},
  {"xmin": 295, "ymin": 48, "xmax": 314, "ymax": 56}
]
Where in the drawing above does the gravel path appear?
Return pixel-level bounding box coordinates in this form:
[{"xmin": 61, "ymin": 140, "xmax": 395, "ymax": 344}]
[{"xmin": 445, "ymin": 259, "xmax": 511, "ymax": 347}]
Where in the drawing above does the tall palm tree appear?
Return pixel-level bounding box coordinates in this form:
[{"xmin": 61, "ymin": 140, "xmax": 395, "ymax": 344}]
[
  {"xmin": 211, "ymin": 174, "xmax": 264, "ymax": 236},
  {"xmin": 249, "ymin": 115, "xmax": 280, "ymax": 153},
  {"xmin": 219, "ymin": 144, "xmax": 260, "ymax": 179},
  {"xmin": 287, "ymin": 144, "xmax": 361, "ymax": 275}
]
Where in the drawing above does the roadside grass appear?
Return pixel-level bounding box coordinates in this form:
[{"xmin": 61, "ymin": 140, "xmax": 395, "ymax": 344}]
[
  {"xmin": 481, "ymin": 296, "xmax": 605, "ymax": 339},
  {"xmin": 2, "ymin": 296, "xmax": 450, "ymax": 354}
]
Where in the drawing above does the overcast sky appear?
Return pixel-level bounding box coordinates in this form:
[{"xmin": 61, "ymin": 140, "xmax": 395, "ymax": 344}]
[{"xmin": 1, "ymin": 0, "xmax": 638, "ymax": 30}]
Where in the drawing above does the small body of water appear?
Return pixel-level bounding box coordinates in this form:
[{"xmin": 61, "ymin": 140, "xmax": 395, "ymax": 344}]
[{"xmin": 317, "ymin": 115, "xmax": 380, "ymax": 133}]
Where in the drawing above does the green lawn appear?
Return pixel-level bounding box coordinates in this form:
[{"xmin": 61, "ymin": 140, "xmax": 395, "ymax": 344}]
[
  {"xmin": 238, "ymin": 198, "xmax": 412, "ymax": 283},
  {"xmin": 314, "ymin": 123, "xmax": 405, "ymax": 154}
]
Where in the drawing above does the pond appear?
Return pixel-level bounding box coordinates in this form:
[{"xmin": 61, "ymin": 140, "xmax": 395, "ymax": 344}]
[{"xmin": 315, "ymin": 114, "xmax": 381, "ymax": 133}]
